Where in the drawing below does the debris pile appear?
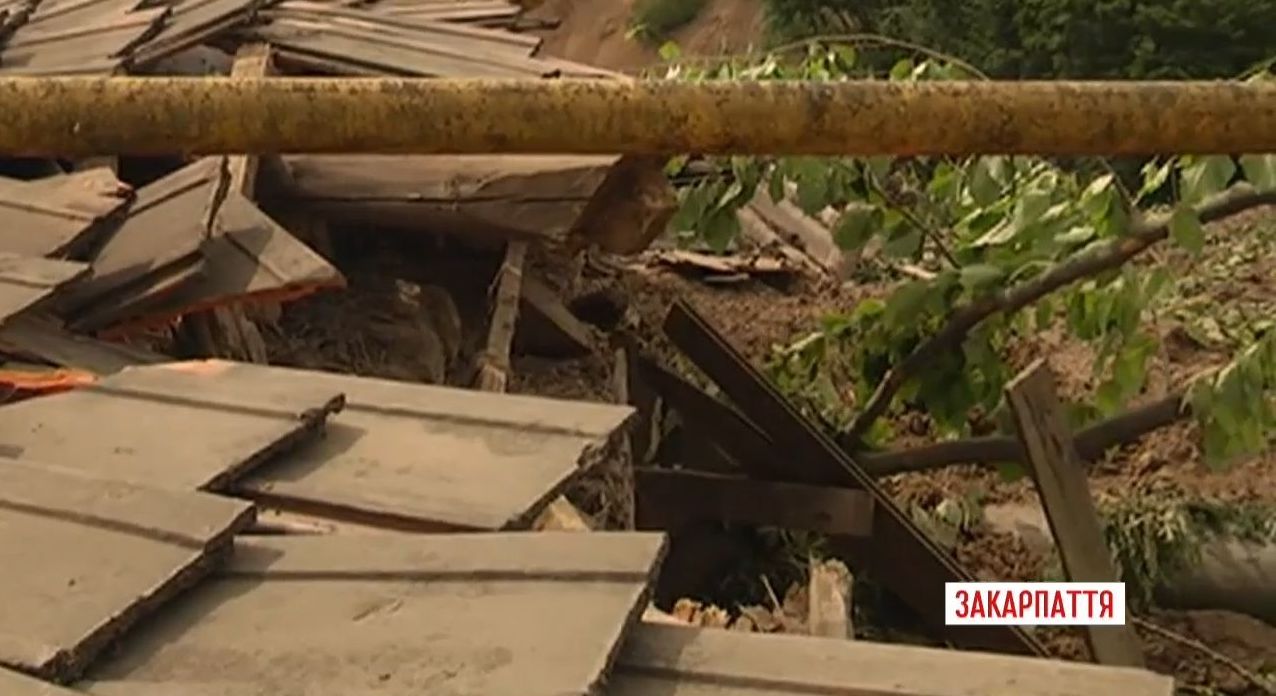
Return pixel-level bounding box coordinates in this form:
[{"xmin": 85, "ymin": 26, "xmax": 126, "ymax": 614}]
[{"xmin": 0, "ymin": 1, "xmax": 1185, "ymax": 694}]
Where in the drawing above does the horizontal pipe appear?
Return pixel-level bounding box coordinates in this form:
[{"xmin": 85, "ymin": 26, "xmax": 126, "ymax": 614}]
[{"xmin": 1, "ymin": 78, "xmax": 1275, "ymax": 156}]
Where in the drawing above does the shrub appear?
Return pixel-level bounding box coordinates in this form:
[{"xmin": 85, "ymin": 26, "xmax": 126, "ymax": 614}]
[{"xmin": 630, "ymin": 0, "xmax": 710, "ymax": 45}]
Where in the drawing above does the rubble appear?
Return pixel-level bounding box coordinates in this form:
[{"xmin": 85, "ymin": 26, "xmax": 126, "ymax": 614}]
[{"xmin": 0, "ymin": 2, "xmax": 1186, "ymax": 694}]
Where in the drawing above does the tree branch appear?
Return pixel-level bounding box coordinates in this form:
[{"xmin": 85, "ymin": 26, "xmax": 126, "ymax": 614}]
[
  {"xmin": 857, "ymin": 389, "xmax": 1187, "ymax": 476},
  {"xmin": 840, "ymin": 183, "xmax": 1276, "ymax": 444}
]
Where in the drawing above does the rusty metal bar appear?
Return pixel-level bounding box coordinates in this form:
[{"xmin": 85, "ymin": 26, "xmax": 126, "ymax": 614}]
[{"xmin": 0, "ymin": 77, "xmax": 1274, "ymax": 157}]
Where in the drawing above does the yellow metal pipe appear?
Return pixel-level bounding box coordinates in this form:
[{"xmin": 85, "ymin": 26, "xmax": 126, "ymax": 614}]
[{"xmin": 1, "ymin": 77, "xmax": 1274, "ymax": 157}]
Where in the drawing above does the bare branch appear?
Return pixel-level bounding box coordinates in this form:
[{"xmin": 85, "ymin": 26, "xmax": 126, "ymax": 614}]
[{"xmin": 841, "ymin": 183, "xmax": 1276, "ymax": 444}]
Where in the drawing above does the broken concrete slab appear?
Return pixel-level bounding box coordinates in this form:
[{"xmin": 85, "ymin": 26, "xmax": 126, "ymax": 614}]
[
  {"xmin": 221, "ymin": 361, "xmax": 633, "ymax": 530},
  {"xmin": 0, "ymin": 459, "xmax": 254, "ymax": 683},
  {"xmin": 609, "ymin": 624, "xmax": 1175, "ymax": 696},
  {"xmin": 80, "ymin": 532, "xmax": 667, "ymax": 696},
  {"xmin": 0, "ymin": 359, "xmax": 344, "ymax": 491}
]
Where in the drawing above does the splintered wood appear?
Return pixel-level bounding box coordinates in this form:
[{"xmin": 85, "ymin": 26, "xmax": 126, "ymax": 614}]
[
  {"xmin": 0, "ymin": 460, "xmax": 253, "ymax": 683},
  {"xmin": 225, "ymin": 361, "xmax": 632, "ymax": 530},
  {"xmin": 80, "ymin": 533, "xmax": 667, "ymax": 696},
  {"xmin": 0, "ymin": 360, "xmax": 344, "ymax": 491},
  {"xmin": 608, "ymin": 624, "xmax": 1175, "ymax": 696}
]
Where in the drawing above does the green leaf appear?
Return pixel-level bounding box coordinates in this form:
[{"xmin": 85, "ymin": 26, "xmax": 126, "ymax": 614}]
[
  {"xmin": 959, "ymin": 264, "xmax": 1005, "ymax": 293},
  {"xmin": 1239, "ymin": 154, "xmax": 1276, "ymax": 191},
  {"xmin": 1180, "ymin": 155, "xmax": 1236, "ymax": 204},
  {"xmin": 968, "ymin": 158, "xmax": 1003, "ymax": 206},
  {"xmin": 1138, "ymin": 159, "xmax": 1172, "ymax": 200},
  {"xmin": 767, "ymin": 167, "xmax": 786, "ymax": 202},
  {"xmin": 1055, "ymin": 225, "xmax": 1096, "ymax": 246},
  {"xmin": 996, "ymin": 461, "xmax": 1027, "ymax": 483},
  {"xmin": 1169, "ymin": 205, "xmax": 1205, "ymax": 254},
  {"xmin": 833, "ymin": 204, "xmax": 880, "ymax": 251},
  {"xmin": 889, "ymin": 58, "xmax": 915, "ymax": 81},
  {"xmin": 701, "ymin": 209, "xmax": 739, "ymax": 253},
  {"xmin": 882, "ymin": 225, "xmax": 923, "ymax": 258},
  {"xmin": 658, "ymin": 41, "xmax": 682, "ymax": 62},
  {"xmin": 865, "ymin": 156, "xmax": 893, "ymax": 182},
  {"xmin": 883, "ymin": 281, "xmax": 931, "ymax": 328}
]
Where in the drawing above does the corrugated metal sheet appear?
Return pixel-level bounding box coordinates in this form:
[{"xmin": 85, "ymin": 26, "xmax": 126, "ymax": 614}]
[{"xmin": 80, "ymin": 533, "xmax": 666, "ymax": 696}]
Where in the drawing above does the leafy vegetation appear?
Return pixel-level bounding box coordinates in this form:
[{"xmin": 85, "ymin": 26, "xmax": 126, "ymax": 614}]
[
  {"xmin": 628, "ymin": 0, "xmax": 709, "ymax": 45},
  {"xmin": 760, "ymin": 0, "xmax": 1276, "ymax": 79},
  {"xmin": 656, "ymin": 42, "xmax": 1276, "ymax": 471}
]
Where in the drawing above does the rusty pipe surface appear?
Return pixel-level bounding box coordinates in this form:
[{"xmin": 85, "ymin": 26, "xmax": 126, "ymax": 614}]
[{"xmin": 1, "ymin": 77, "xmax": 1275, "ymax": 156}]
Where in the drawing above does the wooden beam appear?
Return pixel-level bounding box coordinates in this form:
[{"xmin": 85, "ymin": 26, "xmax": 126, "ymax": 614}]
[
  {"xmin": 1005, "ymin": 360, "xmax": 1146, "ymax": 667},
  {"xmin": 635, "ymin": 467, "xmax": 874, "ymax": 537},
  {"xmin": 3, "ymin": 78, "xmax": 1274, "ymax": 156}
]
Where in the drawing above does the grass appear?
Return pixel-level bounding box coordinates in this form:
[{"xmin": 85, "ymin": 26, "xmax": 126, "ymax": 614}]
[{"xmin": 628, "ymin": 0, "xmax": 709, "ymax": 45}]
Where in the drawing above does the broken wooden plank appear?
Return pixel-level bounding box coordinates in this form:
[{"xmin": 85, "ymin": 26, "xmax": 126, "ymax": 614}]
[
  {"xmin": 749, "ymin": 191, "xmax": 854, "ymax": 279},
  {"xmin": 1005, "ymin": 360, "xmax": 1146, "ymax": 668},
  {"xmin": 609, "ymin": 624, "xmax": 1175, "ymax": 696},
  {"xmin": 0, "ymin": 254, "xmax": 88, "ymax": 323},
  {"xmin": 0, "ymin": 312, "xmax": 166, "ymax": 375},
  {"xmin": 0, "ymin": 168, "xmax": 132, "ymax": 257},
  {"xmin": 634, "ymin": 467, "xmax": 874, "ymax": 538},
  {"xmin": 662, "ymin": 300, "xmax": 1045, "ymax": 656},
  {"xmin": 80, "ymin": 532, "xmax": 667, "ymax": 696},
  {"xmin": 126, "ymin": 0, "xmax": 260, "ymax": 68},
  {"xmin": 474, "ymin": 239, "xmax": 527, "ymax": 391},
  {"xmin": 1, "ymin": 667, "xmax": 84, "ymax": 695},
  {"xmin": 52, "ymin": 158, "xmax": 219, "ymax": 323},
  {"xmin": 0, "ymin": 359, "xmax": 344, "ymax": 491},
  {"xmin": 227, "ymin": 361, "xmax": 634, "ymax": 531},
  {"xmin": 0, "ymin": 0, "xmax": 168, "ymax": 76},
  {"xmin": 0, "ymin": 459, "xmax": 253, "ymax": 683},
  {"xmin": 807, "ymin": 558, "xmax": 854, "ymax": 639}
]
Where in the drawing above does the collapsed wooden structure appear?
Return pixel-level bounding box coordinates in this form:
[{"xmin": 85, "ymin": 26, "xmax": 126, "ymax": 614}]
[{"xmin": 0, "ymin": 0, "xmax": 1235, "ymax": 693}]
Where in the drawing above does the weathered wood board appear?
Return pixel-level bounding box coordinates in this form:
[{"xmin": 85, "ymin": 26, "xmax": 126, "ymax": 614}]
[
  {"xmin": 0, "ymin": 0, "xmax": 167, "ymax": 75},
  {"xmin": 227, "ymin": 361, "xmax": 633, "ymax": 530},
  {"xmin": 80, "ymin": 533, "xmax": 667, "ymax": 696},
  {"xmin": 0, "ymin": 254, "xmax": 88, "ymax": 323},
  {"xmin": 609, "ymin": 624, "xmax": 1174, "ymax": 696},
  {"xmin": 0, "ymin": 360, "xmax": 344, "ymax": 491},
  {"xmin": 127, "ymin": 0, "xmax": 259, "ymax": 68},
  {"xmin": 0, "ymin": 168, "xmax": 132, "ymax": 257},
  {"xmin": 1, "ymin": 666, "xmax": 85, "ymax": 695},
  {"xmin": 0, "ymin": 460, "xmax": 254, "ymax": 683},
  {"xmin": 1005, "ymin": 361, "xmax": 1146, "ymax": 667},
  {"xmin": 0, "ymin": 312, "xmax": 167, "ymax": 375}
]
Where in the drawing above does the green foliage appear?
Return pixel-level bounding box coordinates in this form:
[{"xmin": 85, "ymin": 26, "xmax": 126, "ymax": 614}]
[
  {"xmin": 661, "ymin": 43, "xmax": 1276, "ymax": 467},
  {"xmin": 628, "ymin": 0, "xmax": 708, "ymax": 45},
  {"xmin": 1100, "ymin": 493, "xmax": 1276, "ymax": 608},
  {"xmin": 762, "ymin": 0, "xmax": 1276, "ymax": 80}
]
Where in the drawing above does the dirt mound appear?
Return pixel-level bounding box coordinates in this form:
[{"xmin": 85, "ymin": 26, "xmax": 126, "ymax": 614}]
[{"xmin": 527, "ymin": 0, "xmax": 767, "ymax": 73}]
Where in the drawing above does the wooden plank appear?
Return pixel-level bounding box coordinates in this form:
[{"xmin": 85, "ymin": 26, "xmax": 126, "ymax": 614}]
[
  {"xmin": 225, "ymin": 361, "xmax": 633, "ymax": 530},
  {"xmin": 609, "ymin": 624, "xmax": 1175, "ymax": 696},
  {"xmin": 0, "ymin": 168, "xmax": 132, "ymax": 257},
  {"xmin": 634, "ymin": 467, "xmax": 874, "ymax": 537},
  {"xmin": 0, "ymin": 667, "xmax": 83, "ymax": 694},
  {"xmin": 249, "ymin": 16, "xmax": 567, "ymax": 78},
  {"xmin": 0, "ymin": 312, "xmax": 167, "ymax": 375},
  {"xmin": 80, "ymin": 533, "xmax": 667, "ymax": 696},
  {"xmin": 662, "ymin": 301, "xmax": 1046, "ymax": 656},
  {"xmin": 53, "ymin": 158, "xmax": 219, "ymax": 318},
  {"xmin": 0, "ymin": 2, "xmax": 166, "ymax": 76},
  {"xmin": 0, "ymin": 254, "xmax": 88, "ymax": 323},
  {"xmin": 126, "ymin": 0, "xmax": 259, "ymax": 68},
  {"xmin": 1004, "ymin": 360, "xmax": 1146, "ymax": 667},
  {"xmin": 0, "ymin": 459, "xmax": 253, "ymax": 682},
  {"xmin": 516, "ymin": 274, "xmax": 594, "ymax": 358},
  {"xmin": 0, "ymin": 359, "xmax": 344, "ymax": 492},
  {"xmin": 271, "ymin": 154, "xmax": 618, "ymax": 244}
]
